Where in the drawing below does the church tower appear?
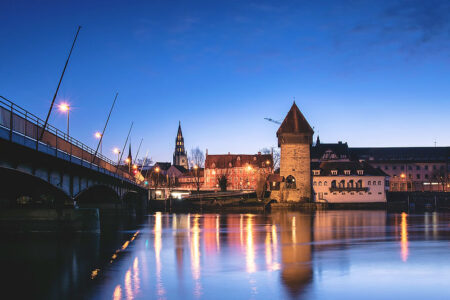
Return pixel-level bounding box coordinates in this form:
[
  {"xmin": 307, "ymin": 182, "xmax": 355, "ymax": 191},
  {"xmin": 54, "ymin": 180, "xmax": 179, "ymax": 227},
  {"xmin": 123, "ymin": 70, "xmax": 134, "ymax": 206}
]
[
  {"xmin": 277, "ymin": 102, "xmax": 314, "ymax": 201},
  {"xmin": 173, "ymin": 122, "xmax": 189, "ymax": 169}
]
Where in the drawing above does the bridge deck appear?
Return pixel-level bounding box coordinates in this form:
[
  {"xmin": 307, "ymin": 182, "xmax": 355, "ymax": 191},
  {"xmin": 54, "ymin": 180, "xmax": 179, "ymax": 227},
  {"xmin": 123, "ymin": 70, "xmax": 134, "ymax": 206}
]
[{"xmin": 0, "ymin": 96, "xmax": 138, "ymax": 185}]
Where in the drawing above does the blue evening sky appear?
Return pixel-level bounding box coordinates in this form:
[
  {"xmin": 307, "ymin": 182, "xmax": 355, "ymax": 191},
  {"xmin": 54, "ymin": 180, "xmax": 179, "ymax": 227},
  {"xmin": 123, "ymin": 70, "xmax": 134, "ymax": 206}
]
[{"xmin": 1, "ymin": 0, "xmax": 449, "ymax": 163}]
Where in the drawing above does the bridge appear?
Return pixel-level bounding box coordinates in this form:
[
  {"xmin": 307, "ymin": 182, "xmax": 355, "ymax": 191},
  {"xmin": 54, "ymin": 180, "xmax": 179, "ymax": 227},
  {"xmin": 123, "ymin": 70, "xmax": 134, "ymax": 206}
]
[{"xmin": 0, "ymin": 96, "xmax": 147, "ymax": 211}]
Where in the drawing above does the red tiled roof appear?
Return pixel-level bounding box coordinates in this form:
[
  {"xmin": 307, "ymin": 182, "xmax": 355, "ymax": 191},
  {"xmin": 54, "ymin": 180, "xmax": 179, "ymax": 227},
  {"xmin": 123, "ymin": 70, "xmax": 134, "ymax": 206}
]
[
  {"xmin": 277, "ymin": 102, "xmax": 314, "ymax": 136},
  {"xmin": 205, "ymin": 153, "xmax": 273, "ymax": 169}
]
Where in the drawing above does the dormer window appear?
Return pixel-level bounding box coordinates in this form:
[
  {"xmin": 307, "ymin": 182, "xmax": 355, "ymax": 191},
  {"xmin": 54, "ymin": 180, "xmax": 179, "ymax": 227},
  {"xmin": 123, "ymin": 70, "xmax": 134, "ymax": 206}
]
[
  {"xmin": 344, "ymin": 170, "xmax": 350, "ymax": 175},
  {"xmin": 331, "ymin": 170, "xmax": 337, "ymax": 175},
  {"xmin": 357, "ymin": 170, "xmax": 364, "ymax": 175},
  {"xmin": 313, "ymin": 170, "xmax": 320, "ymax": 175}
]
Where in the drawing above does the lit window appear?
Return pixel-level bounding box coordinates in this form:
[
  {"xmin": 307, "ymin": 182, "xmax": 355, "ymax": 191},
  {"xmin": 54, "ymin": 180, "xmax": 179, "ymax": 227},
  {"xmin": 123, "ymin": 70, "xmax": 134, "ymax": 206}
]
[
  {"xmin": 344, "ymin": 170, "xmax": 350, "ymax": 175},
  {"xmin": 368, "ymin": 181, "xmax": 371, "ymax": 185},
  {"xmin": 313, "ymin": 170, "xmax": 320, "ymax": 175},
  {"xmin": 331, "ymin": 170, "xmax": 337, "ymax": 175},
  {"xmin": 357, "ymin": 170, "xmax": 364, "ymax": 175}
]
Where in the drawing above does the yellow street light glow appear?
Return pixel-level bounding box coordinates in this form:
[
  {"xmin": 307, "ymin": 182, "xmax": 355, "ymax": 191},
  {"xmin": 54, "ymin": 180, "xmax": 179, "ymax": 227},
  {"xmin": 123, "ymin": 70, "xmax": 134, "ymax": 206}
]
[
  {"xmin": 133, "ymin": 164, "xmax": 138, "ymax": 169},
  {"xmin": 266, "ymin": 160, "xmax": 270, "ymax": 165},
  {"xmin": 58, "ymin": 102, "xmax": 70, "ymax": 112},
  {"xmin": 400, "ymin": 173, "xmax": 406, "ymax": 178},
  {"xmin": 194, "ymin": 165, "xmax": 198, "ymax": 170},
  {"xmin": 113, "ymin": 148, "xmax": 120, "ymax": 154},
  {"xmin": 247, "ymin": 165, "xmax": 252, "ymax": 171},
  {"xmin": 125, "ymin": 158, "xmax": 130, "ymax": 164},
  {"xmin": 155, "ymin": 167, "xmax": 160, "ymax": 173},
  {"xmin": 95, "ymin": 132, "xmax": 102, "ymax": 139}
]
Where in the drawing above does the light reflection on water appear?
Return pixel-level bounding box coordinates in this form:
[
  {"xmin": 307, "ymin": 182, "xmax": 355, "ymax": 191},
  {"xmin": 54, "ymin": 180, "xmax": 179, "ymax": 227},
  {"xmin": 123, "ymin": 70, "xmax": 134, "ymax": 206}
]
[
  {"xmin": 85, "ymin": 211, "xmax": 450, "ymax": 300},
  {"xmin": 3, "ymin": 211, "xmax": 450, "ymax": 299}
]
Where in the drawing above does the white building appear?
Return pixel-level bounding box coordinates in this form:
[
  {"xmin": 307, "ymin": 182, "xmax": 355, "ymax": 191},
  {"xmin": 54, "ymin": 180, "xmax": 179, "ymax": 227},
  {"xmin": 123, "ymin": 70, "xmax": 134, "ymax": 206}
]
[{"xmin": 312, "ymin": 161, "xmax": 388, "ymax": 203}]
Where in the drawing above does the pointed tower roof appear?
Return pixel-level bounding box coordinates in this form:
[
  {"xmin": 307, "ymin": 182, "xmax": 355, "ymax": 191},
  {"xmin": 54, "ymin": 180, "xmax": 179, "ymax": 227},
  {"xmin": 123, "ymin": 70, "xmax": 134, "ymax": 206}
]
[
  {"xmin": 316, "ymin": 135, "xmax": 321, "ymax": 146},
  {"xmin": 177, "ymin": 121, "xmax": 183, "ymax": 136},
  {"xmin": 127, "ymin": 143, "xmax": 132, "ymax": 163},
  {"xmin": 277, "ymin": 102, "xmax": 314, "ymax": 136}
]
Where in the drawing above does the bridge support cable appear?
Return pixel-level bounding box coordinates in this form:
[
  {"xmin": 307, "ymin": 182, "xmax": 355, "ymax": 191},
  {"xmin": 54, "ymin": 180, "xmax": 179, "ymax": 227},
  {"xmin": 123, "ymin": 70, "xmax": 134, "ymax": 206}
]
[
  {"xmin": 92, "ymin": 92, "xmax": 118, "ymax": 163},
  {"xmin": 115, "ymin": 122, "xmax": 133, "ymax": 175},
  {"xmin": 40, "ymin": 26, "xmax": 82, "ymax": 141}
]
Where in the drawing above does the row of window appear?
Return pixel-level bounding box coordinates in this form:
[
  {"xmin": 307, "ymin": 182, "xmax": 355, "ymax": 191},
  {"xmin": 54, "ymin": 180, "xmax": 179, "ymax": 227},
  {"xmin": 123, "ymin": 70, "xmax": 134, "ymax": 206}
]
[
  {"xmin": 313, "ymin": 180, "xmax": 383, "ymax": 187},
  {"xmin": 384, "ymin": 164, "xmax": 444, "ymax": 171},
  {"xmin": 313, "ymin": 170, "xmax": 364, "ymax": 175},
  {"xmin": 392, "ymin": 174, "xmax": 440, "ymax": 180}
]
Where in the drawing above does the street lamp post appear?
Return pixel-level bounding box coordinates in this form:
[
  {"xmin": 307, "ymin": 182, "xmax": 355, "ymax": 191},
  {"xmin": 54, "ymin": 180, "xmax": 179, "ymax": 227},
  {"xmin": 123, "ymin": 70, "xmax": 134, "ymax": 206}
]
[
  {"xmin": 194, "ymin": 164, "xmax": 201, "ymax": 212},
  {"xmin": 113, "ymin": 148, "xmax": 121, "ymax": 166},
  {"xmin": 58, "ymin": 102, "xmax": 70, "ymax": 137}
]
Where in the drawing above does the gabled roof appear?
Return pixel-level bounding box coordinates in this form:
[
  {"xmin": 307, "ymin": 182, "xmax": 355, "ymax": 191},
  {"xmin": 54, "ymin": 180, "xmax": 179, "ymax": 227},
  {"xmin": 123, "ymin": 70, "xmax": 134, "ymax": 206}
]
[
  {"xmin": 277, "ymin": 102, "xmax": 314, "ymax": 136},
  {"xmin": 311, "ymin": 161, "xmax": 388, "ymax": 176},
  {"xmin": 205, "ymin": 153, "xmax": 273, "ymax": 169},
  {"xmin": 311, "ymin": 141, "xmax": 350, "ymax": 160}
]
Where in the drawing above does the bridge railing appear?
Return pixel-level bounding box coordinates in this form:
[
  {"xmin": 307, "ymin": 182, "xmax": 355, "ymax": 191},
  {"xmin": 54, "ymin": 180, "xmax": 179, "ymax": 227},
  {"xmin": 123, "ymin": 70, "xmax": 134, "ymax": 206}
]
[{"xmin": 0, "ymin": 96, "xmax": 136, "ymax": 183}]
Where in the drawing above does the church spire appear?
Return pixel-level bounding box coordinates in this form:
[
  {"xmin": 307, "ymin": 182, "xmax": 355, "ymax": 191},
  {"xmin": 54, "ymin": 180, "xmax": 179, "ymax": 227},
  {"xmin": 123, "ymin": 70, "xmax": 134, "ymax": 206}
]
[
  {"xmin": 127, "ymin": 143, "xmax": 132, "ymax": 164},
  {"xmin": 173, "ymin": 122, "xmax": 188, "ymax": 169}
]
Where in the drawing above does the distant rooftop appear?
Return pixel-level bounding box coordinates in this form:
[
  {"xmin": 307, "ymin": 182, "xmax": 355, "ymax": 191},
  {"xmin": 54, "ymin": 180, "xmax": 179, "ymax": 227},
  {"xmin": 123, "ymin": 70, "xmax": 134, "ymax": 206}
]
[{"xmin": 349, "ymin": 147, "xmax": 449, "ymax": 162}]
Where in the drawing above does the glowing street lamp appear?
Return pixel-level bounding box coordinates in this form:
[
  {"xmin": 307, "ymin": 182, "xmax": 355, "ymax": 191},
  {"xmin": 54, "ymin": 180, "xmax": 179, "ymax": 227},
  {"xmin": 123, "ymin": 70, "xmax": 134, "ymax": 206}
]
[
  {"xmin": 113, "ymin": 148, "xmax": 121, "ymax": 164},
  {"xmin": 94, "ymin": 132, "xmax": 102, "ymax": 154},
  {"xmin": 58, "ymin": 102, "xmax": 70, "ymax": 136}
]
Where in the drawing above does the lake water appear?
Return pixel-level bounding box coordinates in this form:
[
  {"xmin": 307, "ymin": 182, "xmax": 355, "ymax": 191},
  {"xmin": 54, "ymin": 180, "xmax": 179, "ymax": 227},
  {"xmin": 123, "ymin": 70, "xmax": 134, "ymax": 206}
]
[{"xmin": 2, "ymin": 210, "xmax": 450, "ymax": 299}]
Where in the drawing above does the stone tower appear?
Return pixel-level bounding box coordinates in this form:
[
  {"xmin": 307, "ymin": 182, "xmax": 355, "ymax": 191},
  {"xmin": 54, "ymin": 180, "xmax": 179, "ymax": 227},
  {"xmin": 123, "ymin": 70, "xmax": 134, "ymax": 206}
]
[
  {"xmin": 173, "ymin": 121, "xmax": 189, "ymax": 169},
  {"xmin": 277, "ymin": 102, "xmax": 314, "ymax": 201}
]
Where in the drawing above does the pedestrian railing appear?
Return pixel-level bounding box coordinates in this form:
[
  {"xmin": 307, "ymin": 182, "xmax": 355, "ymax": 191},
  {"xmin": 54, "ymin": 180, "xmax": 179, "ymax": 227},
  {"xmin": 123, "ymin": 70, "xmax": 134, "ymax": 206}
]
[{"xmin": 0, "ymin": 95, "xmax": 135, "ymax": 183}]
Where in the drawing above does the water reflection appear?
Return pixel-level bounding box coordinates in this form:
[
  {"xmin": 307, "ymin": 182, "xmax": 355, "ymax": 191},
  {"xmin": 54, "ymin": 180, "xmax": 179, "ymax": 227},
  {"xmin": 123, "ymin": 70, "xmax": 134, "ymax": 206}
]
[
  {"xmin": 3, "ymin": 211, "xmax": 450, "ymax": 299},
  {"xmin": 401, "ymin": 212, "xmax": 409, "ymax": 262}
]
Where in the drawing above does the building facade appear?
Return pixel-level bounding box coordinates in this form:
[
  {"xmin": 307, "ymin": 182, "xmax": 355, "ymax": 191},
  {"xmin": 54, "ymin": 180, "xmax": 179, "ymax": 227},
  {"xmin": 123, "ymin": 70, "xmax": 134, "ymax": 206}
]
[
  {"xmin": 173, "ymin": 122, "xmax": 189, "ymax": 170},
  {"xmin": 204, "ymin": 152, "xmax": 273, "ymax": 190},
  {"xmin": 311, "ymin": 161, "xmax": 388, "ymax": 203},
  {"xmin": 276, "ymin": 102, "xmax": 314, "ymax": 202},
  {"xmin": 349, "ymin": 147, "xmax": 449, "ymax": 192}
]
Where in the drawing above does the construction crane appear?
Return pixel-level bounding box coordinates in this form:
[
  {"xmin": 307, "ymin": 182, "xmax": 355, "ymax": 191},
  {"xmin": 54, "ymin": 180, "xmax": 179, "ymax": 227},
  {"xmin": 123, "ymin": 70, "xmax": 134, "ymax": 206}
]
[{"xmin": 264, "ymin": 117, "xmax": 281, "ymax": 125}]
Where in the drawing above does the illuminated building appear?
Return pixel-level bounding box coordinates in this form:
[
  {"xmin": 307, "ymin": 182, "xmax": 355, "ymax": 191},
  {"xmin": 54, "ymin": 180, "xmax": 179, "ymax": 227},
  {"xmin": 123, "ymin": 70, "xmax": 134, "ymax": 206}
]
[{"xmin": 204, "ymin": 152, "xmax": 273, "ymax": 190}]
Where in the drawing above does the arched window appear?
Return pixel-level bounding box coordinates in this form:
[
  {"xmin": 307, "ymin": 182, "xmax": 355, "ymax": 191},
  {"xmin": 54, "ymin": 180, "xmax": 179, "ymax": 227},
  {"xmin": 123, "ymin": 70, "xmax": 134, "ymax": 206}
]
[
  {"xmin": 339, "ymin": 180, "xmax": 345, "ymax": 188},
  {"xmin": 324, "ymin": 181, "xmax": 328, "ymax": 186},
  {"xmin": 313, "ymin": 181, "xmax": 317, "ymax": 186},
  {"xmin": 378, "ymin": 181, "xmax": 382, "ymax": 185},
  {"xmin": 286, "ymin": 175, "xmax": 296, "ymax": 189},
  {"xmin": 331, "ymin": 180, "xmax": 337, "ymax": 188},
  {"xmin": 348, "ymin": 180, "xmax": 354, "ymax": 188},
  {"xmin": 368, "ymin": 181, "xmax": 371, "ymax": 185},
  {"xmin": 356, "ymin": 180, "xmax": 363, "ymax": 188},
  {"xmin": 373, "ymin": 181, "xmax": 376, "ymax": 185},
  {"xmin": 318, "ymin": 181, "xmax": 322, "ymax": 186}
]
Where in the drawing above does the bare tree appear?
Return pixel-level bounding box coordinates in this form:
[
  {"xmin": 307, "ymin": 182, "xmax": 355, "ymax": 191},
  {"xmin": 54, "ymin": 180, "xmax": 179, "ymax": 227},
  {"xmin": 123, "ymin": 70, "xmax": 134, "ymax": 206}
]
[
  {"xmin": 189, "ymin": 147, "xmax": 205, "ymax": 169},
  {"xmin": 136, "ymin": 157, "xmax": 153, "ymax": 167},
  {"xmin": 260, "ymin": 147, "xmax": 280, "ymax": 170}
]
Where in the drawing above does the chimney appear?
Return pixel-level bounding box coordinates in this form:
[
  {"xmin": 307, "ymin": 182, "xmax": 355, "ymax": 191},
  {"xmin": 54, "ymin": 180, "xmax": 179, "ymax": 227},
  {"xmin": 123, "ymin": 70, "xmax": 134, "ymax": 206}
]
[
  {"xmin": 228, "ymin": 152, "xmax": 230, "ymax": 155},
  {"xmin": 338, "ymin": 141, "xmax": 342, "ymax": 144},
  {"xmin": 206, "ymin": 148, "xmax": 208, "ymax": 156},
  {"xmin": 258, "ymin": 152, "xmax": 261, "ymax": 155}
]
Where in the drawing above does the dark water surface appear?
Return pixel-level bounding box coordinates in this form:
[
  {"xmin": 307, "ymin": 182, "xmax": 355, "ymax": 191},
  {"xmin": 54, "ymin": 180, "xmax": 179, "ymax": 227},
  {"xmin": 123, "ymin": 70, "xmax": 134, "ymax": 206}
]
[{"xmin": 2, "ymin": 211, "xmax": 450, "ymax": 299}]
